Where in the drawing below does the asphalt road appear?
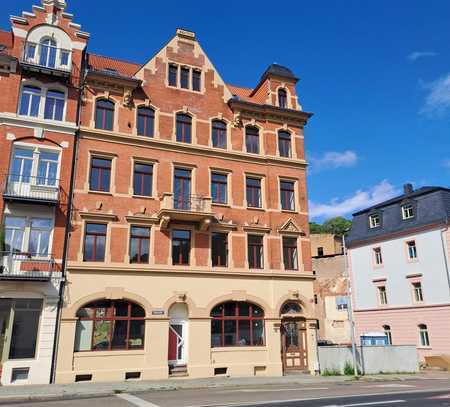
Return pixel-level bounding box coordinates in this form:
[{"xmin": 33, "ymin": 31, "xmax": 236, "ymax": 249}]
[{"xmin": 2, "ymin": 378, "xmax": 450, "ymax": 407}]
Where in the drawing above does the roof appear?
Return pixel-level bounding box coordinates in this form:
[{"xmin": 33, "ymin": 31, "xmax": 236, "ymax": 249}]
[
  {"xmin": 227, "ymin": 84, "xmax": 267, "ymax": 104},
  {"xmin": 86, "ymin": 53, "xmax": 141, "ymax": 78},
  {"xmin": 261, "ymin": 63, "xmax": 297, "ymax": 81},
  {"xmin": 0, "ymin": 29, "xmax": 13, "ymax": 50},
  {"xmin": 347, "ymin": 186, "xmax": 450, "ymax": 246}
]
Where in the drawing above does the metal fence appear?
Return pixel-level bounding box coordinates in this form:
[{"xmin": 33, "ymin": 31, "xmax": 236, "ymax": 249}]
[
  {"xmin": 2, "ymin": 174, "xmax": 60, "ymax": 203},
  {"xmin": 0, "ymin": 252, "xmax": 55, "ymax": 281}
]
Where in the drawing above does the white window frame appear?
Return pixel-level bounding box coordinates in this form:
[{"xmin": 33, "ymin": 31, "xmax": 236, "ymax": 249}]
[
  {"xmin": 402, "ymin": 204, "xmax": 414, "ymax": 220},
  {"xmin": 369, "ymin": 213, "xmax": 380, "ymax": 228},
  {"xmin": 378, "ymin": 286, "xmax": 388, "ymax": 305}
]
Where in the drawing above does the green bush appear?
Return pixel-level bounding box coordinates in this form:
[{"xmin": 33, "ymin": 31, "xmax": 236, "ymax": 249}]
[{"xmin": 321, "ymin": 368, "xmax": 341, "ymax": 376}]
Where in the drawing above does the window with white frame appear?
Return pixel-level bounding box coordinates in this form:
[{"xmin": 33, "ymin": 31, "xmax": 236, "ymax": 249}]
[
  {"xmin": 383, "ymin": 325, "xmax": 392, "ymax": 345},
  {"xmin": 412, "ymin": 282, "xmax": 424, "ymax": 302},
  {"xmin": 402, "ymin": 203, "xmax": 414, "ymax": 220},
  {"xmin": 369, "ymin": 213, "xmax": 381, "ymax": 228},
  {"xmin": 418, "ymin": 324, "xmax": 430, "ymax": 347},
  {"xmin": 373, "ymin": 247, "xmax": 383, "ymax": 265},
  {"xmin": 19, "ymin": 85, "xmax": 41, "ymax": 117},
  {"xmin": 44, "ymin": 90, "xmax": 65, "ymax": 121},
  {"xmin": 407, "ymin": 240, "xmax": 417, "ymax": 260},
  {"xmin": 18, "ymin": 84, "xmax": 66, "ymax": 121},
  {"xmin": 378, "ymin": 286, "xmax": 388, "ymax": 305}
]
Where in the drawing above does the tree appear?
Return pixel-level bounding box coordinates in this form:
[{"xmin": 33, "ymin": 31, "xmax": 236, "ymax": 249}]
[
  {"xmin": 322, "ymin": 217, "xmax": 352, "ymax": 236},
  {"xmin": 309, "ymin": 222, "xmax": 325, "ymax": 234}
]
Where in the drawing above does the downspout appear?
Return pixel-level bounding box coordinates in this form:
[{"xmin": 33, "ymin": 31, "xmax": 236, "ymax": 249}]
[
  {"xmin": 439, "ymin": 220, "xmax": 450, "ymax": 296},
  {"xmin": 49, "ymin": 51, "xmax": 87, "ymax": 384}
]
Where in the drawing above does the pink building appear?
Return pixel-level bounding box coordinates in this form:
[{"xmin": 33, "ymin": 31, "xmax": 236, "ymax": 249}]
[{"xmin": 347, "ymin": 184, "xmax": 450, "ymax": 361}]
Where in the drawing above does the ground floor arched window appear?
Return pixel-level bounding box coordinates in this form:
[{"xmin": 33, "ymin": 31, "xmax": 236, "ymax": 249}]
[
  {"xmin": 210, "ymin": 301, "xmax": 264, "ymax": 347},
  {"xmin": 74, "ymin": 300, "xmax": 145, "ymax": 351}
]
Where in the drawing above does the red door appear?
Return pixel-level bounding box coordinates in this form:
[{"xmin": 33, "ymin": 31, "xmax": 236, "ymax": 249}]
[{"xmin": 168, "ymin": 327, "xmax": 178, "ymax": 361}]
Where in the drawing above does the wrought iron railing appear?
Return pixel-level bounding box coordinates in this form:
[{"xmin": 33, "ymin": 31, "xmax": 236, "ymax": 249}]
[
  {"xmin": 0, "ymin": 252, "xmax": 55, "ymax": 281},
  {"xmin": 21, "ymin": 41, "xmax": 72, "ymax": 73},
  {"xmin": 2, "ymin": 174, "xmax": 60, "ymax": 203}
]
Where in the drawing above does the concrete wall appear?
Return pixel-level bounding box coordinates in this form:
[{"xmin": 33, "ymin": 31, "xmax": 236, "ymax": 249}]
[{"xmin": 318, "ymin": 345, "xmax": 419, "ymax": 375}]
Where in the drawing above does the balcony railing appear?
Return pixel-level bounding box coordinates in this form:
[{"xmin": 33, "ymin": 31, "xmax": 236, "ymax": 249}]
[
  {"xmin": 2, "ymin": 174, "xmax": 60, "ymax": 204},
  {"xmin": 0, "ymin": 252, "xmax": 55, "ymax": 281},
  {"xmin": 21, "ymin": 41, "xmax": 72, "ymax": 76}
]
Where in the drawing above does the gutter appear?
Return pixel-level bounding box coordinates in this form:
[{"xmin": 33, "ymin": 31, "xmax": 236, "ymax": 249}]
[{"xmin": 49, "ymin": 50, "xmax": 87, "ymax": 384}]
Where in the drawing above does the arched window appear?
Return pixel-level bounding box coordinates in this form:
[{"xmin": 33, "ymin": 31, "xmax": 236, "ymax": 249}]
[
  {"xmin": 44, "ymin": 89, "xmax": 65, "ymax": 121},
  {"xmin": 176, "ymin": 113, "xmax": 192, "ymax": 143},
  {"xmin": 95, "ymin": 99, "xmax": 114, "ymax": 130},
  {"xmin": 74, "ymin": 299, "xmax": 145, "ymax": 351},
  {"xmin": 19, "ymin": 85, "xmax": 41, "ymax": 117},
  {"xmin": 211, "ymin": 119, "xmax": 227, "ymax": 148},
  {"xmin": 245, "ymin": 126, "xmax": 259, "ymax": 154},
  {"xmin": 39, "ymin": 38, "xmax": 57, "ymax": 68},
  {"xmin": 280, "ymin": 301, "xmax": 302, "ymax": 315},
  {"xmin": 278, "ymin": 130, "xmax": 291, "ymax": 158},
  {"xmin": 210, "ymin": 301, "xmax": 264, "ymax": 347},
  {"xmin": 418, "ymin": 324, "xmax": 430, "ymax": 347},
  {"xmin": 278, "ymin": 88, "xmax": 288, "ymax": 108},
  {"xmin": 383, "ymin": 325, "xmax": 392, "ymax": 345},
  {"xmin": 137, "ymin": 106, "xmax": 155, "ymax": 137}
]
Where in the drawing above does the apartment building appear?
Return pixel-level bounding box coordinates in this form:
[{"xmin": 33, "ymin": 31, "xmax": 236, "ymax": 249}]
[
  {"xmin": 347, "ymin": 184, "xmax": 450, "ymax": 360},
  {"xmin": 0, "ymin": 1, "xmax": 87, "ymax": 384},
  {"xmin": 312, "ymin": 234, "xmax": 350, "ymax": 345},
  {"xmin": 41, "ymin": 9, "xmax": 319, "ymax": 383}
]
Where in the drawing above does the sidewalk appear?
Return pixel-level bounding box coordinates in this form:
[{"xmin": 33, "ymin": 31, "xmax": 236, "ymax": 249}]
[{"xmin": 0, "ymin": 371, "xmax": 447, "ymax": 404}]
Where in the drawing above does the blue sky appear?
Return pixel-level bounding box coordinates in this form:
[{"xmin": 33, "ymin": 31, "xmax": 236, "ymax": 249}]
[{"xmin": 3, "ymin": 1, "xmax": 449, "ymax": 221}]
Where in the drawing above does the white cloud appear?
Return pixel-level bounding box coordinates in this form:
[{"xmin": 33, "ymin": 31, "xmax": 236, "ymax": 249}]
[
  {"xmin": 408, "ymin": 51, "xmax": 438, "ymax": 61},
  {"xmin": 309, "ymin": 150, "xmax": 358, "ymax": 172},
  {"xmin": 309, "ymin": 180, "xmax": 399, "ymax": 220},
  {"xmin": 420, "ymin": 73, "xmax": 450, "ymax": 116}
]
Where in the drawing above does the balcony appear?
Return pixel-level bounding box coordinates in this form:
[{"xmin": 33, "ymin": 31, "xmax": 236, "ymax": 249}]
[
  {"xmin": 2, "ymin": 174, "xmax": 60, "ymax": 205},
  {"xmin": 20, "ymin": 41, "xmax": 72, "ymax": 78},
  {"xmin": 0, "ymin": 252, "xmax": 55, "ymax": 281},
  {"xmin": 158, "ymin": 193, "xmax": 215, "ymax": 230}
]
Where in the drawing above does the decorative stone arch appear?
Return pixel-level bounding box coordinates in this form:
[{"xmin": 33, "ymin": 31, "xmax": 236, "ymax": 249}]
[
  {"xmin": 26, "ymin": 24, "xmax": 72, "ymax": 51},
  {"xmin": 173, "ymin": 108, "xmax": 197, "ymax": 144},
  {"xmin": 162, "ymin": 294, "xmax": 201, "ymax": 318},
  {"xmin": 276, "ymin": 293, "xmax": 314, "ymax": 319},
  {"xmin": 205, "ymin": 292, "xmax": 272, "ymax": 318},
  {"xmin": 134, "ymin": 102, "xmax": 160, "ymax": 138},
  {"xmin": 62, "ymin": 289, "xmax": 152, "ymax": 319},
  {"xmin": 12, "ymin": 135, "xmax": 64, "ymax": 149}
]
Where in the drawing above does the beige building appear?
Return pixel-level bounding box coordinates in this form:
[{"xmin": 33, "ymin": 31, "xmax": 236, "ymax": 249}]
[{"xmin": 312, "ymin": 234, "xmax": 351, "ymax": 345}]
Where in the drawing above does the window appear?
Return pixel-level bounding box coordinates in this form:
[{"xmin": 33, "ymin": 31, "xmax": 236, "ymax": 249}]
[
  {"xmin": 4, "ymin": 216, "xmax": 26, "ymax": 253},
  {"xmin": 314, "ymin": 294, "xmax": 318, "ymax": 305},
  {"xmin": 418, "ymin": 324, "xmax": 430, "ymax": 347},
  {"xmin": 212, "ymin": 120, "xmax": 227, "ymax": 148},
  {"xmin": 176, "ymin": 113, "xmax": 192, "ymax": 143},
  {"xmin": 133, "ymin": 163, "xmax": 153, "ymax": 197},
  {"xmin": 317, "ymin": 247, "xmax": 324, "ymax": 257},
  {"xmin": 369, "ymin": 213, "xmax": 381, "ymax": 228},
  {"xmin": 39, "ymin": 38, "xmax": 57, "ymax": 68},
  {"xmin": 280, "ymin": 180, "xmax": 295, "ymax": 211},
  {"xmin": 245, "ymin": 126, "xmax": 259, "ymax": 154},
  {"xmin": 211, "ymin": 172, "xmax": 227, "ymax": 204},
  {"xmin": 378, "ymin": 286, "xmax": 387, "ymax": 305},
  {"xmin": 174, "ymin": 168, "xmax": 192, "ymax": 209},
  {"xmin": 19, "ymin": 85, "xmax": 41, "ymax": 117},
  {"xmin": 383, "ymin": 325, "xmax": 392, "ymax": 345},
  {"xmin": 84, "ymin": 223, "xmax": 107, "ymax": 262},
  {"xmin": 180, "ymin": 66, "xmax": 190, "ymax": 89},
  {"xmin": 137, "ymin": 107, "xmax": 154, "ymax": 137},
  {"xmin": 95, "ymin": 99, "xmax": 114, "ymax": 130},
  {"xmin": 37, "ymin": 151, "xmax": 59, "ymax": 186},
  {"xmin": 402, "ymin": 203, "xmax": 414, "ymax": 220},
  {"xmin": 75, "ymin": 300, "xmax": 145, "ymax": 351},
  {"xmin": 373, "ymin": 247, "xmax": 383, "ymax": 265},
  {"xmin": 278, "ymin": 88, "xmax": 288, "ymax": 108},
  {"xmin": 212, "ymin": 232, "xmax": 228, "ymax": 267},
  {"xmin": 172, "ymin": 230, "xmax": 190, "ymax": 265},
  {"xmin": 44, "ymin": 90, "xmax": 65, "ymax": 121},
  {"xmin": 248, "ymin": 235, "xmax": 263, "ymax": 269},
  {"xmin": 246, "ymin": 177, "xmax": 262, "ymax": 208},
  {"xmin": 210, "ymin": 301, "xmax": 264, "ymax": 347},
  {"xmin": 336, "ymin": 296, "xmax": 348, "ymax": 310},
  {"xmin": 281, "ymin": 301, "xmax": 302, "ymax": 314},
  {"xmin": 168, "ymin": 64, "xmax": 178, "ymax": 86},
  {"xmin": 278, "ymin": 130, "xmax": 291, "ymax": 158},
  {"xmin": 413, "ymin": 282, "xmax": 424, "ymax": 302},
  {"xmin": 90, "ymin": 157, "xmax": 112, "ymax": 192},
  {"xmin": 192, "ymin": 69, "xmax": 201, "ymax": 91},
  {"xmin": 8, "ymin": 299, "xmax": 43, "ymax": 359},
  {"xmin": 283, "ymin": 237, "xmax": 298, "ymax": 270},
  {"xmin": 407, "ymin": 241, "xmax": 417, "ymax": 260},
  {"xmin": 130, "ymin": 226, "xmax": 150, "ymax": 264},
  {"xmin": 28, "ymin": 218, "xmax": 52, "ymax": 255}
]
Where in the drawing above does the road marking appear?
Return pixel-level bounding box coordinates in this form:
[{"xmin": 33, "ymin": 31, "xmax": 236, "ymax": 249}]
[
  {"xmin": 116, "ymin": 393, "xmax": 161, "ymax": 407},
  {"xmin": 218, "ymin": 387, "xmax": 330, "ymax": 393},
  {"xmin": 362, "ymin": 384, "xmax": 416, "ymax": 388},
  {"xmin": 322, "ymin": 400, "xmax": 405, "ymax": 407},
  {"xmin": 429, "ymin": 393, "xmax": 450, "ymax": 399}
]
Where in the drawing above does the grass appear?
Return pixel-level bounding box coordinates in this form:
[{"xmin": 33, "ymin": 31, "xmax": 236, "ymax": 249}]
[{"xmin": 321, "ymin": 368, "xmax": 341, "ymax": 376}]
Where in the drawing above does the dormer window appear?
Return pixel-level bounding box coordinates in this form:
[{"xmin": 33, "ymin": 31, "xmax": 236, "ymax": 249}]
[
  {"xmin": 167, "ymin": 63, "xmax": 202, "ymax": 92},
  {"xmin": 402, "ymin": 203, "xmax": 414, "ymax": 220},
  {"xmin": 278, "ymin": 88, "xmax": 288, "ymax": 108},
  {"xmin": 369, "ymin": 213, "xmax": 381, "ymax": 228}
]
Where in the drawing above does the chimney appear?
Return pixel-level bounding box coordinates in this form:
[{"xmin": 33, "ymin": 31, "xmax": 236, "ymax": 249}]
[{"xmin": 403, "ymin": 183, "xmax": 413, "ymax": 195}]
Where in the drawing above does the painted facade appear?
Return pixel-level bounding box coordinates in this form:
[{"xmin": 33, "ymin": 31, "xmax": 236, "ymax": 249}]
[
  {"xmin": 0, "ymin": 0, "xmax": 88, "ymax": 384},
  {"xmin": 347, "ymin": 184, "xmax": 450, "ymax": 361}
]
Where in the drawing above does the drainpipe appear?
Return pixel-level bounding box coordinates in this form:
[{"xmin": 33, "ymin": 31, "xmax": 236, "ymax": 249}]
[
  {"xmin": 439, "ymin": 223, "xmax": 450, "ymax": 296},
  {"xmin": 49, "ymin": 51, "xmax": 86, "ymax": 384}
]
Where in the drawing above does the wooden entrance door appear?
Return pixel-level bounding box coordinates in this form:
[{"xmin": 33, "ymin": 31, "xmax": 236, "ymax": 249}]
[
  {"xmin": 281, "ymin": 318, "xmax": 308, "ymax": 371},
  {"xmin": 168, "ymin": 322, "xmax": 186, "ymax": 366}
]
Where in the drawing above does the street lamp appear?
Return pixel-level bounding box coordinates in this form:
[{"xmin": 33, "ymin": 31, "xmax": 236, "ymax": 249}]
[{"xmin": 342, "ymin": 231, "xmax": 359, "ymax": 377}]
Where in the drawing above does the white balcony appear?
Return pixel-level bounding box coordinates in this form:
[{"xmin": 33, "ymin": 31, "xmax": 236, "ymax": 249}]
[
  {"xmin": 0, "ymin": 252, "xmax": 55, "ymax": 281},
  {"xmin": 2, "ymin": 174, "xmax": 60, "ymax": 204}
]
